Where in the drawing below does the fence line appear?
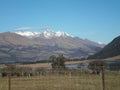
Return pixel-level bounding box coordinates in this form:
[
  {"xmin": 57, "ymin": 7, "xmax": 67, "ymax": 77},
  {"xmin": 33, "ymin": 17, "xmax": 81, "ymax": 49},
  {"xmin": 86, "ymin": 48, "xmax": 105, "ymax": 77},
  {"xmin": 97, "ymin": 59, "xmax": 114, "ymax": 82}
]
[{"xmin": 0, "ymin": 64, "xmax": 120, "ymax": 90}]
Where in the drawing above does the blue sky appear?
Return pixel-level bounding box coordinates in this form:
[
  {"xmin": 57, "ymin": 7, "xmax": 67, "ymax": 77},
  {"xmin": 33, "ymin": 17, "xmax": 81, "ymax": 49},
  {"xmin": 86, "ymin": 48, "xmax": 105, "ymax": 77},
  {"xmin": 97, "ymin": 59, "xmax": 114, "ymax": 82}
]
[{"xmin": 0, "ymin": 0, "xmax": 120, "ymax": 44}]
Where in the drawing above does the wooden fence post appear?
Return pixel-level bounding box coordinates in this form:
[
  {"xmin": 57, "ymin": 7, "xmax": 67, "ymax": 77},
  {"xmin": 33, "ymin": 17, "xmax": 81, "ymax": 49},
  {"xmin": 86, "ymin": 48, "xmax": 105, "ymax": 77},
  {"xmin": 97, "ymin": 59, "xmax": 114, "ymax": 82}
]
[
  {"xmin": 101, "ymin": 65, "xmax": 105, "ymax": 90},
  {"xmin": 8, "ymin": 65, "xmax": 11, "ymax": 90}
]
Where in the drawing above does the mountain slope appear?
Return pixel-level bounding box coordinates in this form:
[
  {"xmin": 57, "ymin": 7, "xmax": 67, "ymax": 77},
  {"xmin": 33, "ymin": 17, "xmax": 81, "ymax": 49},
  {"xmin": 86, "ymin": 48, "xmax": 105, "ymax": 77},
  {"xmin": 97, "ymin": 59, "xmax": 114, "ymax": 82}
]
[
  {"xmin": 0, "ymin": 32, "xmax": 35, "ymax": 46},
  {"xmin": 0, "ymin": 32, "xmax": 38, "ymax": 63},
  {"xmin": 16, "ymin": 30, "xmax": 104, "ymax": 58},
  {"xmin": 88, "ymin": 35, "xmax": 120, "ymax": 59},
  {"xmin": 15, "ymin": 30, "xmax": 104, "ymax": 49},
  {"xmin": 33, "ymin": 36, "xmax": 103, "ymax": 52}
]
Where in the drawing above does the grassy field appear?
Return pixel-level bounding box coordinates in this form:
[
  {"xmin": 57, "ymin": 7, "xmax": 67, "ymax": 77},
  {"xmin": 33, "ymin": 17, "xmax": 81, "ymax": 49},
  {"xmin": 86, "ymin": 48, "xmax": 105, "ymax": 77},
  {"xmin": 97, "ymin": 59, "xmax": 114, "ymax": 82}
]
[{"xmin": 0, "ymin": 72, "xmax": 120, "ymax": 90}]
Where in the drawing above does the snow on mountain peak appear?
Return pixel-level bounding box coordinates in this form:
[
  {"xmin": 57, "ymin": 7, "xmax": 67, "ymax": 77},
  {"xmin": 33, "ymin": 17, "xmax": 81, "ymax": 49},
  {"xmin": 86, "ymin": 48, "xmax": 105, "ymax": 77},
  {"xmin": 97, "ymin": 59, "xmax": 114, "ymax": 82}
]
[
  {"xmin": 97, "ymin": 41, "xmax": 104, "ymax": 45},
  {"xmin": 42, "ymin": 30, "xmax": 55, "ymax": 38},
  {"xmin": 55, "ymin": 31, "xmax": 69, "ymax": 37},
  {"xmin": 15, "ymin": 30, "xmax": 73, "ymax": 38},
  {"xmin": 15, "ymin": 31, "xmax": 40, "ymax": 37}
]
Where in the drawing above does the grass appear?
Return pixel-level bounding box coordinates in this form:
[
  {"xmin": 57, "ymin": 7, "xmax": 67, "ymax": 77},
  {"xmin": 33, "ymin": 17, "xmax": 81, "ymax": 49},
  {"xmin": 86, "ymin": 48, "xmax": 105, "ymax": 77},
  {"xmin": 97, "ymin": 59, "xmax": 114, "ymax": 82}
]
[{"xmin": 0, "ymin": 72, "xmax": 120, "ymax": 90}]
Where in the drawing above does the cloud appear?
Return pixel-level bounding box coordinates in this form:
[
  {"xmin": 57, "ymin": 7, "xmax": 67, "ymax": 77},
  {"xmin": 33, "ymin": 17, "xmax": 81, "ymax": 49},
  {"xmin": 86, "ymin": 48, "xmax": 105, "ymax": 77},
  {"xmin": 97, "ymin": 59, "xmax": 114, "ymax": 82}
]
[{"xmin": 15, "ymin": 27, "xmax": 32, "ymax": 31}]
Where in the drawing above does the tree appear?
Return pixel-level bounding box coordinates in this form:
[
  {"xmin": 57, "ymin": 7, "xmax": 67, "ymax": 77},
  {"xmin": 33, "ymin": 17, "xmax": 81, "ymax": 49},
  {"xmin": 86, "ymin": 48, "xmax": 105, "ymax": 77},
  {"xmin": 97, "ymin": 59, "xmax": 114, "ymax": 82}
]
[
  {"xmin": 88, "ymin": 61, "xmax": 107, "ymax": 74},
  {"xmin": 56, "ymin": 54, "xmax": 65, "ymax": 69},
  {"xmin": 50, "ymin": 54, "xmax": 66, "ymax": 70},
  {"xmin": 50, "ymin": 55, "xmax": 57, "ymax": 69}
]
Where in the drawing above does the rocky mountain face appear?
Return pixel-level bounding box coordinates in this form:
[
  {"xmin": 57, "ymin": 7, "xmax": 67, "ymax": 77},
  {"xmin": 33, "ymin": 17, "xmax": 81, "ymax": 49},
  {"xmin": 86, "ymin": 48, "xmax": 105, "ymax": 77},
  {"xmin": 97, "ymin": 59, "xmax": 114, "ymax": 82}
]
[
  {"xmin": 88, "ymin": 35, "xmax": 120, "ymax": 59},
  {"xmin": 0, "ymin": 30, "xmax": 104, "ymax": 63}
]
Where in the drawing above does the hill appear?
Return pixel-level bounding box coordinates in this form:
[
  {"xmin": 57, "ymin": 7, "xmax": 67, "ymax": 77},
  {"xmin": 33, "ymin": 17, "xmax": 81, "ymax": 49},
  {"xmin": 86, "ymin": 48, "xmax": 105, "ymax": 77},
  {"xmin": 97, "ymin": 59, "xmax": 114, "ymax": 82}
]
[{"xmin": 88, "ymin": 35, "xmax": 120, "ymax": 59}]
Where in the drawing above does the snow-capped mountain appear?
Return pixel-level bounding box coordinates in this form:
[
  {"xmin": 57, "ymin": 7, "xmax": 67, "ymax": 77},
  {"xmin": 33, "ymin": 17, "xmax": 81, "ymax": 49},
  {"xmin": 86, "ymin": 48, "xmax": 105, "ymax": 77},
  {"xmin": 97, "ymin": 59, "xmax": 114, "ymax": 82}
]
[
  {"xmin": 15, "ymin": 30, "xmax": 72, "ymax": 39},
  {"xmin": 0, "ymin": 31, "xmax": 105, "ymax": 63}
]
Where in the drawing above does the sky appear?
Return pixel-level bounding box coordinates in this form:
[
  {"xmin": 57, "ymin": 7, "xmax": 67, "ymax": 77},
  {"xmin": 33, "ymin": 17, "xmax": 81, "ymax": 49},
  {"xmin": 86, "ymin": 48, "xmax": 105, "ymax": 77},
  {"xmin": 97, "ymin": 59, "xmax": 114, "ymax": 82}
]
[{"xmin": 0, "ymin": 0, "xmax": 120, "ymax": 44}]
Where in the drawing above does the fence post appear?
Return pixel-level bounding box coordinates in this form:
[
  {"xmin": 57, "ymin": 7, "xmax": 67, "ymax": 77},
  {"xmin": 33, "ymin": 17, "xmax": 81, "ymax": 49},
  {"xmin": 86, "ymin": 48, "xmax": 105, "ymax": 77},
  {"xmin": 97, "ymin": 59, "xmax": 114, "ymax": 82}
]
[
  {"xmin": 8, "ymin": 65, "xmax": 11, "ymax": 90},
  {"xmin": 101, "ymin": 65, "xmax": 105, "ymax": 90}
]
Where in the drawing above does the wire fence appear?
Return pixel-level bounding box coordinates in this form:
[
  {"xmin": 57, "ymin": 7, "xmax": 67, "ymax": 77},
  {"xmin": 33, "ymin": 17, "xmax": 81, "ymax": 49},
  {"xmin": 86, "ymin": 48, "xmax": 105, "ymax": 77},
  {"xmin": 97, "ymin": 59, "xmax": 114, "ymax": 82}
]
[{"xmin": 0, "ymin": 63, "xmax": 120, "ymax": 90}]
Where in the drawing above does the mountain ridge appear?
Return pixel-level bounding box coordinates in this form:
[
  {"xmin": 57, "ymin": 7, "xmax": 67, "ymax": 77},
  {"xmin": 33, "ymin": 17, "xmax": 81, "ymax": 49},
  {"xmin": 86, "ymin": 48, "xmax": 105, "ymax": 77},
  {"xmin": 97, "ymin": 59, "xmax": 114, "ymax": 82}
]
[{"xmin": 0, "ymin": 31, "xmax": 104, "ymax": 63}]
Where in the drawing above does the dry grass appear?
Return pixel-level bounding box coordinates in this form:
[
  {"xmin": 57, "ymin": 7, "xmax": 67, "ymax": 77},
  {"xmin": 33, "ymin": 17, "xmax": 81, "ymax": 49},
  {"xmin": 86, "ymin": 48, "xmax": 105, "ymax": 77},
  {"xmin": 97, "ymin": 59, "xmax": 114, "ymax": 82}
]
[
  {"xmin": 17, "ymin": 63, "xmax": 51, "ymax": 68},
  {"xmin": 105, "ymin": 55, "xmax": 120, "ymax": 61},
  {"xmin": 0, "ymin": 72, "xmax": 120, "ymax": 90}
]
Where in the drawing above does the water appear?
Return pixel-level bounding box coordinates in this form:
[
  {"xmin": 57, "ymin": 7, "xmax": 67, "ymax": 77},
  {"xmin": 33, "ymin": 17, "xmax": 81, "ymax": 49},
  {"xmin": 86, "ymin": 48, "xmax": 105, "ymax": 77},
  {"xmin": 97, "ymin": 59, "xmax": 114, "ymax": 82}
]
[
  {"xmin": 66, "ymin": 64, "xmax": 78, "ymax": 69},
  {"xmin": 66, "ymin": 63, "xmax": 89, "ymax": 70}
]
